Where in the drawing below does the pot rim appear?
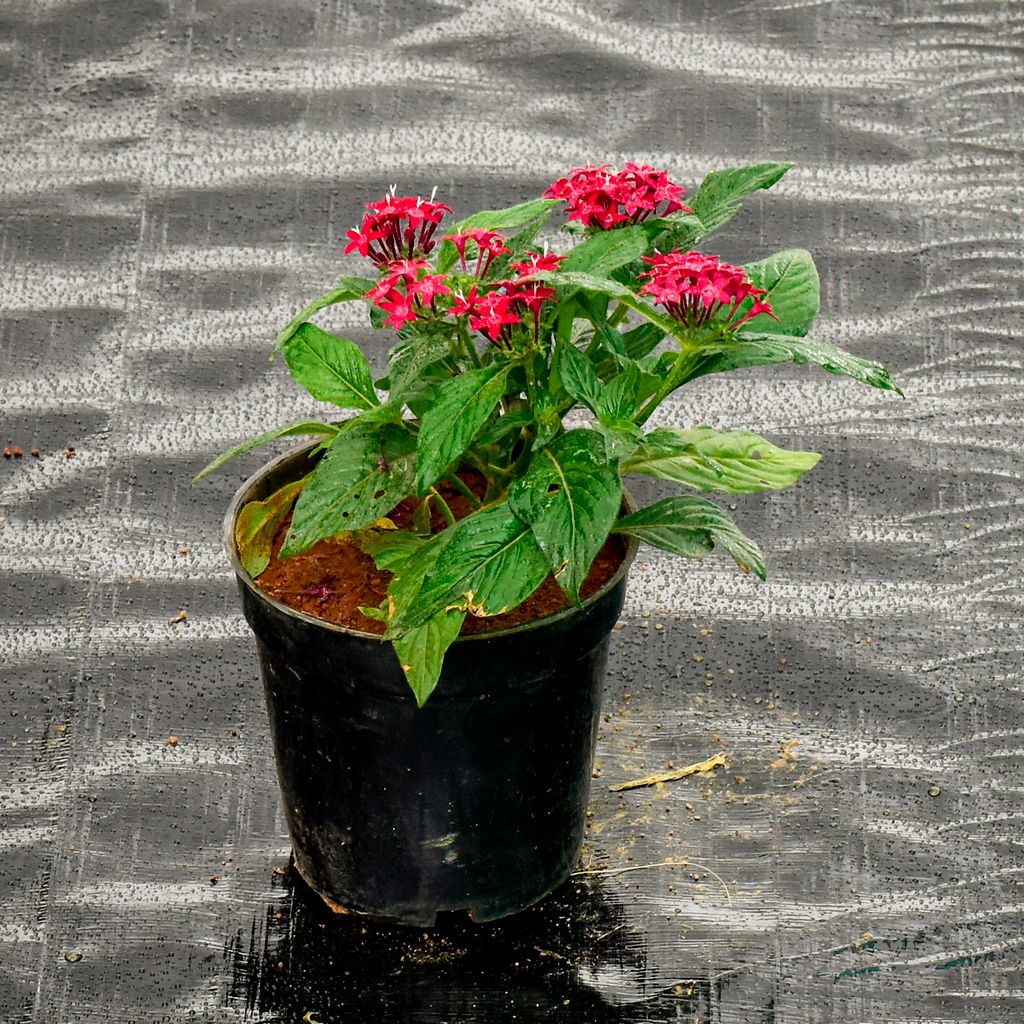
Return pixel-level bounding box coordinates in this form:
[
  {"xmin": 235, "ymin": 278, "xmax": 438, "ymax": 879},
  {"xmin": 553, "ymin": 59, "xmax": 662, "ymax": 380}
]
[{"xmin": 224, "ymin": 439, "xmax": 638, "ymax": 644}]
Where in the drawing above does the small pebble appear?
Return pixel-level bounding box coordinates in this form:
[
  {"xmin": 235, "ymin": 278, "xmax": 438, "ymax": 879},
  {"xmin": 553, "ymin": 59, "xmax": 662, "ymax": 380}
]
[
  {"xmin": 166, "ymin": 736, "xmax": 179, "ymax": 747},
  {"xmin": 30, "ymin": 448, "xmax": 40, "ymax": 457},
  {"xmin": 928, "ymin": 787, "xmax": 941, "ymax": 797},
  {"xmin": 64, "ymin": 951, "xmax": 83, "ymax": 963}
]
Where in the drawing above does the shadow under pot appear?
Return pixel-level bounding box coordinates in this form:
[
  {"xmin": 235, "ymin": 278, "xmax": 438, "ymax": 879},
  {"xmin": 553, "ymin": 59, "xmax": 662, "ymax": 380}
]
[{"xmin": 225, "ymin": 441, "xmax": 636, "ymax": 926}]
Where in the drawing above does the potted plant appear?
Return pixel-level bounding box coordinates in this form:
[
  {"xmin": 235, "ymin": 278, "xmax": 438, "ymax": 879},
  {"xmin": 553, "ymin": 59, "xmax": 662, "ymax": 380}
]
[{"xmin": 198, "ymin": 161, "xmax": 900, "ymax": 925}]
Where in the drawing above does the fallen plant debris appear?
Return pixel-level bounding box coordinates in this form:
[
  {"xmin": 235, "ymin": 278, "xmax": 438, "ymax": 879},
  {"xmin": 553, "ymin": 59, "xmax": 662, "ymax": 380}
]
[
  {"xmin": 169, "ymin": 609, "xmax": 188, "ymax": 625},
  {"xmin": 609, "ymin": 750, "xmax": 728, "ymax": 791},
  {"xmin": 770, "ymin": 740, "xmax": 800, "ymax": 769}
]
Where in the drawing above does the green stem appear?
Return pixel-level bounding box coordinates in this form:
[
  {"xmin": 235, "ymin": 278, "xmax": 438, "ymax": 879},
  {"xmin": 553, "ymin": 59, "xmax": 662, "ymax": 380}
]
[
  {"xmin": 609, "ymin": 302, "xmax": 630, "ymax": 327},
  {"xmin": 429, "ymin": 488, "xmax": 457, "ymax": 527},
  {"xmin": 458, "ymin": 321, "xmax": 483, "ymax": 368},
  {"xmin": 445, "ymin": 473, "xmax": 481, "ymax": 509}
]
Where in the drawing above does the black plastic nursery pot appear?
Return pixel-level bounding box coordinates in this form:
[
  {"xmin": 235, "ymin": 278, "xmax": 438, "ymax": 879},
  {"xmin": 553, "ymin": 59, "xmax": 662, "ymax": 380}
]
[{"xmin": 225, "ymin": 442, "xmax": 636, "ymax": 926}]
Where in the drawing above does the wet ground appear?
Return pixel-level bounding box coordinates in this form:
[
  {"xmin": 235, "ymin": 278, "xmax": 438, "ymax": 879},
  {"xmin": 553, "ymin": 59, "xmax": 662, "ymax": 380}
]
[{"xmin": 2, "ymin": 1, "xmax": 1023, "ymax": 1021}]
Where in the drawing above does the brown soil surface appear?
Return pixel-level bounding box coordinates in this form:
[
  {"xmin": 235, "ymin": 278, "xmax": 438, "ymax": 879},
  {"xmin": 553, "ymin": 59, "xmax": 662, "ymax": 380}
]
[{"xmin": 255, "ymin": 470, "xmax": 626, "ymax": 636}]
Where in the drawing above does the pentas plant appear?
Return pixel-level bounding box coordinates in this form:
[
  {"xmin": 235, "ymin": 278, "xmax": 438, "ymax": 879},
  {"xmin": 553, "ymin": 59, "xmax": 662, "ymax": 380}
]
[{"xmin": 198, "ymin": 161, "xmax": 901, "ymax": 706}]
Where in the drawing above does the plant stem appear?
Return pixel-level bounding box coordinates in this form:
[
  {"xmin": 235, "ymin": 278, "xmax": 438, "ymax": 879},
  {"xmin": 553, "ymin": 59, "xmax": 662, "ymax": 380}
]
[
  {"xmin": 445, "ymin": 473, "xmax": 481, "ymax": 509},
  {"xmin": 458, "ymin": 321, "xmax": 482, "ymax": 368},
  {"xmin": 608, "ymin": 302, "xmax": 630, "ymax": 327},
  {"xmin": 429, "ymin": 488, "xmax": 456, "ymax": 527}
]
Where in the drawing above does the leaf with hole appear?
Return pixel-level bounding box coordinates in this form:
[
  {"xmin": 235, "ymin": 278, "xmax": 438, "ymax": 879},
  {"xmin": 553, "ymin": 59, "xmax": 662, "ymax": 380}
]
[{"xmin": 281, "ymin": 424, "xmax": 417, "ymax": 556}]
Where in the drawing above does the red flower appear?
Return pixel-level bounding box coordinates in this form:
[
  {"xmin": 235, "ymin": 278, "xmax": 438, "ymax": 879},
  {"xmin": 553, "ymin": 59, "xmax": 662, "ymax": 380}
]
[
  {"xmin": 345, "ymin": 191, "xmax": 452, "ymax": 267},
  {"xmin": 510, "ymin": 250, "xmax": 565, "ymax": 275},
  {"xmin": 443, "ymin": 229, "xmax": 509, "ymax": 277},
  {"xmin": 639, "ymin": 251, "xmax": 775, "ymax": 330},
  {"xmin": 544, "ymin": 164, "xmax": 691, "ymax": 231},
  {"xmin": 450, "ymin": 285, "xmax": 521, "ymax": 343},
  {"xmin": 366, "ymin": 259, "xmax": 451, "ymax": 330}
]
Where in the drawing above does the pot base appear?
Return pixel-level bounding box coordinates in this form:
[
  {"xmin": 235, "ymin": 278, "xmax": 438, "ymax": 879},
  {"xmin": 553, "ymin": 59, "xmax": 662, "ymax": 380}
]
[{"xmin": 291, "ymin": 848, "xmax": 576, "ymax": 928}]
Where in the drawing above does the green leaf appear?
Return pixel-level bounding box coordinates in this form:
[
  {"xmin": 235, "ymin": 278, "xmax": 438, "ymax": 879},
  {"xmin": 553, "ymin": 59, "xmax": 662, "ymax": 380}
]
[
  {"xmin": 417, "ymin": 364, "xmax": 512, "ymax": 494},
  {"xmin": 600, "ymin": 361, "xmax": 642, "ymax": 423},
  {"xmin": 741, "ymin": 249, "xmax": 819, "ymax": 336},
  {"xmin": 613, "ymin": 496, "xmax": 766, "ymax": 578},
  {"xmin": 579, "ymin": 293, "xmax": 626, "ymax": 357},
  {"xmin": 283, "ymin": 322, "xmax": 380, "ymax": 410},
  {"xmin": 539, "ymin": 270, "xmax": 682, "ymax": 340},
  {"xmin": 560, "ymin": 224, "xmax": 654, "ymax": 277},
  {"xmin": 336, "ymin": 274, "xmax": 377, "ymax": 295},
  {"xmin": 234, "ymin": 476, "xmax": 309, "ymax": 578},
  {"xmin": 385, "ymin": 328, "xmax": 455, "ymax": 402},
  {"xmin": 393, "ymin": 608, "xmax": 467, "ymax": 707},
  {"xmin": 355, "ymin": 527, "xmax": 428, "ymax": 570},
  {"xmin": 436, "ymin": 198, "xmax": 558, "ymax": 271},
  {"xmin": 192, "ymin": 420, "xmax": 339, "ymax": 484},
  {"xmin": 689, "ymin": 162, "xmax": 792, "ymax": 241},
  {"xmin": 558, "ymin": 343, "xmax": 643, "ymax": 429},
  {"xmin": 595, "ymin": 421, "xmax": 643, "ymax": 461},
  {"xmin": 386, "ymin": 504, "xmax": 550, "ymax": 634},
  {"xmin": 502, "ymin": 206, "xmax": 555, "ymax": 256},
  {"xmin": 274, "ymin": 281, "xmax": 372, "ymax": 354},
  {"xmin": 683, "ymin": 331, "xmax": 903, "ymax": 394},
  {"xmin": 623, "ymin": 322, "xmax": 665, "ymax": 360},
  {"xmin": 509, "ymin": 429, "xmax": 621, "ymax": 603},
  {"xmin": 622, "ymin": 426, "xmax": 821, "ymax": 494},
  {"xmin": 281, "ymin": 423, "xmax": 417, "ymax": 556},
  {"xmin": 476, "ymin": 407, "xmax": 533, "ymax": 447},
  {"xmin": 556, "ymin": 341, "xmax": 605, "ymax": 417}
]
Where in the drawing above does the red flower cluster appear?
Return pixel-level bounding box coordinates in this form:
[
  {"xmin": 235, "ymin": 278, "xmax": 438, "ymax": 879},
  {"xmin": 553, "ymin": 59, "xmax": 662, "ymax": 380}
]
[
  {"xmin": 639, "ymin": 251, "xmax": 775, "ymax": 330},
  {"xmin": 366, "ymin": 259, "xmax": 452, "ymax": 330},
  {"xmin": 449, "ymin": 253, "xmax": 563, "ymax": 345},
  {"xmin": 544, "ymin": 163, "xmax": 691, "ymax": 230},
  {"xmin": 451, "ymin": 285, "xmax": 521, "ymax": 342},
  {"xmin": 444, "ymin": 229, "xmax": 509, "ymax": 277},
  {"xmin": 345, "ymin": 192, "xmax": 452, "ymax": 267},
  {"xmin": 510, "ymin": 250, "xmax": 565, "ymax": 275}
]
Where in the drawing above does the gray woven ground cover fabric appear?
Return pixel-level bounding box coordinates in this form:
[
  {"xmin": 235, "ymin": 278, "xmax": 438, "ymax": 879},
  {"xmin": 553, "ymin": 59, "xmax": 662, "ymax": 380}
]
[{"xmin": 1, "ymin": 2, "xmax": 1022, "ymax": 1021}]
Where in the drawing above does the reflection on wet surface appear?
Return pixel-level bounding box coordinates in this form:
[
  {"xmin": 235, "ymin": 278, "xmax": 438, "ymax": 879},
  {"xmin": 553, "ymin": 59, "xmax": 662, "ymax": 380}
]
[{"xmin": 228, "ymin": 870, "xmax": 705, "ymax": 1023}]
